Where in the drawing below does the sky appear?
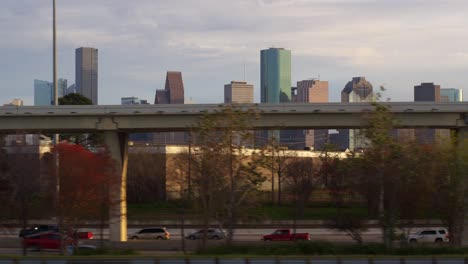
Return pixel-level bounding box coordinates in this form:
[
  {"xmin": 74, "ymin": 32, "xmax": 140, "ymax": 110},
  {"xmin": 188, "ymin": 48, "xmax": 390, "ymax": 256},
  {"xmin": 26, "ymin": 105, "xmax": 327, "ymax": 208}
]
[{"xmin": 1, "ymin": 0, "xmax": 468, "ymax": 105}]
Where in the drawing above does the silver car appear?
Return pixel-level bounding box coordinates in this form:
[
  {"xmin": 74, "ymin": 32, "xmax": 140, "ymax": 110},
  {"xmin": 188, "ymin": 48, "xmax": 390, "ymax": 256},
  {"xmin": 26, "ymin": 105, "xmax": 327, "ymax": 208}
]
[
  {"xmin": 128, "ymin": 227, "xmax": 170, "ymax": 240},
  {"xmin": 407, "ymin": 228, "xmax": 449, "ymax": 243},
  {"xmin": 185, "ymin": 228, "xmax": 226, "ymax": 240}
]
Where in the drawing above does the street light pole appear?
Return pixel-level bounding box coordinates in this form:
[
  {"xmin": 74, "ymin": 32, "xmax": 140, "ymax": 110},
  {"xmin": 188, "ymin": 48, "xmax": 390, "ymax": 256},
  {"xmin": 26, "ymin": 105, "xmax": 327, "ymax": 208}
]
[
  {"xmin": 52, "ymin": 0, "xmax": 63, "ymax": 255},
  {"xmin": 53, "ymin": 0, "xmax": 58, "ymax": 106}
]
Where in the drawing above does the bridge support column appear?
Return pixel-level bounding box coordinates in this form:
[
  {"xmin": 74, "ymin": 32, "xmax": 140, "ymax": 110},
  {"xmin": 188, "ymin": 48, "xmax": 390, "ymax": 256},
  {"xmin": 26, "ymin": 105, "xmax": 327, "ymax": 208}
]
[{"xmin": 103, "ymin": 131, "xmax": 128, "ymax": 242}]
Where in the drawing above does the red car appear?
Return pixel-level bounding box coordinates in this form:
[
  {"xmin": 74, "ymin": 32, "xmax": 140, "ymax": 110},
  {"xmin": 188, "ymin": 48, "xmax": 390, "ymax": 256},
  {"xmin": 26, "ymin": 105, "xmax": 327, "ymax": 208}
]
[
  {"xmin": 262, "ymin": 229, "xmax": 310, "ymax": 241},
  {"xmin": 23, "ymin": 232, "xmax": 97, "ymax": 252},
  {"xmin": 23, "ymin": 232, "xmax": 67, "ymax": 251}
]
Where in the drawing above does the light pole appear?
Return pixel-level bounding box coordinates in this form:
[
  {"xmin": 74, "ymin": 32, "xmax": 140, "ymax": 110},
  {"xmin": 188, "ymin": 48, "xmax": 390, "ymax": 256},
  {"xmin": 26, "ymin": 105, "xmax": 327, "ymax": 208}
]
[
  {"xmin": 52, "ymin": 0, "xmax": 63, "ymax": 254},
  {"xmin": 53, "ymin": 0, "xmax": 57, "ymax": 106}
]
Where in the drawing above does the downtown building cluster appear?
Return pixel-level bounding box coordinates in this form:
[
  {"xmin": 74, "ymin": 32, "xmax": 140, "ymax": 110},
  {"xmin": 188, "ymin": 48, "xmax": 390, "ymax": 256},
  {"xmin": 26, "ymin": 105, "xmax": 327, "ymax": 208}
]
[{"xmin": 5, "ymin": 47, "xmax": 464, "ymax": 151}]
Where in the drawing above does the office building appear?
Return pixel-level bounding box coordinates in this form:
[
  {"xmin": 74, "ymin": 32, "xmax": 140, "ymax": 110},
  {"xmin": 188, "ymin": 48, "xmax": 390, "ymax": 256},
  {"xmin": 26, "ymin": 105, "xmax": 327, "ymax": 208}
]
[
  {"xmin": 260, "ymin": 48, "xmax": 291, "ymax": 103},
  {"xmin": 414, "ymin": 83, "xmax": 441, "ymax": 144},
  {"xmin": 120, "ymin": 97, "xmax": 152, "ymax": 142},
  {"xmin": 65, "ymin": 84, "xmax": 77, "ymax": 95},
  {"xmin": 414, "ymin": 83, "xmax": 440, "ymax": 102},
  {"xmin": 260, "ymin": 48, "xmax": 292, "ymax": 146},
  {"xmin": 441, "ymin": 88, "xmax": 463, "ymax": 102},
  {"xmin": 58, "ymin": 78, "xmax": 67, "ymax": 98},
  {"xmin": 340, "ymin": 77, "xmax": 373, "ymax": 151},
  {"xmin": 224, "ymin": 81, "xmax": 254, "ymax": 103},
  {"xmin": 76, "ymin": 47, "xmax": 98, "ymax": 104},
  {"xmin": 34, "ymin": 79, "xmax": 53, "ymax": 106},
  {"xmin": 3, "ymin": 99, "xmax": 23, "ymax": 106},
  {"xmin": 296, "ymin": 79, "xmax": 329, "ymax": 149},
  {"xmin": 153, "ymin": 71, "xmax": 186, "ymax": 145},
  {"xmin": 154, "ymin": 71, "xmax": 184, "ymax": 104},
  {"xmin": 122, "ymin": 97, "xmax": 141, "ymax": 105}
]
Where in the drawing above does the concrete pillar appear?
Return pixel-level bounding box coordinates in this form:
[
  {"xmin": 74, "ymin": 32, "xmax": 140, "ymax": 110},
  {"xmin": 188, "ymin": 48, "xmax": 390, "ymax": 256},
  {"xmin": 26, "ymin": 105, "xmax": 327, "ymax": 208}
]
[{"xmin": 103, "ymin": 131, "xmax": 128, "ymax": 242}]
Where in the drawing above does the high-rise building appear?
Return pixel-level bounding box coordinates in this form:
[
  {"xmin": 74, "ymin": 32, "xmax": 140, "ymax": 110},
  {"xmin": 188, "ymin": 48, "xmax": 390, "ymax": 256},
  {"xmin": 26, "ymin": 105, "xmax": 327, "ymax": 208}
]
[
  {"xmin": 440, "ymin": 88, "xmax": 463, "ymax": 102},
  {"xmin": 34, "ymin": 79, "xmax": 53, "ymax": 106},
  {"xmin": 414, "ymin": 83, "xmax": 441, "ymax": 144},
  {"xmin": 414, "ymin": 83, "xmax": 440, "ymax": 102},
  {"xmin": 296, "ymin": 79, "xmax": 329, "ymax": 103},
  {"xmin": 154, "ymin": 71, "xmax": 184, "ymax": 104},
  {"xmin": 76, "ymin": 47, "xmax": 98, "ymax": 105},
  {"xmin": 224, "ymin": 81, "xmax": 254, "ymax": 103},
  {"xmin": 340, "ymin": 77, "xmax": 374, "ymax": 151},
  {"xmin": 296, "ymin": 79, "xmax": 329, "ymax": 149},
  {"xmin": 58, "ymin": 78, "xmax": 67, "ymax": 98},
  {"xmin": 34, "ymin": 78, "xmax": 69, "ymax": 106},
  {"xmin": 154, "ymin": 71, "xmax": 186, "ymax": 145},
  {"xmin": 65, "ymin": 84, "xmax": 77, "ymax": 95},
  {"xmin": 260, "ymin": 48, "xmax": 292, "ymax": 146},
  {"xmin": 261, "ymin": 48, "xmax": 291, "ymax": 103},
  {"xmin": 121, "ymin": 97, "xmax": 141, "ymax": 105}
]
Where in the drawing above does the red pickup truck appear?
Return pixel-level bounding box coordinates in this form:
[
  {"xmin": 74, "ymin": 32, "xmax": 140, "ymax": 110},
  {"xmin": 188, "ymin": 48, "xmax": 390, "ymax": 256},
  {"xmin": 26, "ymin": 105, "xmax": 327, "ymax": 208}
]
[{"xmin": 262, "ymin": 229, "xmax": 310, "ymax": 241}]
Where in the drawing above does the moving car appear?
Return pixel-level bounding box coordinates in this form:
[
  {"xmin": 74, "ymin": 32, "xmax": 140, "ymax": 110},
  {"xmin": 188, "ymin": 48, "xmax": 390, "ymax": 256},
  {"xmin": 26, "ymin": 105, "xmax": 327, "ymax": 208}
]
[
  {"xmin": 185, "ymin": 228, "xmax": 226, "ymax": 240},
  {"xmin": 262, "ymin": 229, "xmax": 310, "ymax": 241},
  {"xmin": 22, "ymin": 231, "xmax": 96, "ymax": 253},
  {"xmin": 128, "ymin": 227, "xmax": 170, "ymax": 240},
  {"xmin": 19, "ymin": 225, "xmax": 93, "ymax": 239},
  {"xmin": 19, "ymin": 225, "xmax": 58, "ymax": 237},
  {"xmin": 407, "ymin": 228, "xmax": 449, "ymax": 243}
]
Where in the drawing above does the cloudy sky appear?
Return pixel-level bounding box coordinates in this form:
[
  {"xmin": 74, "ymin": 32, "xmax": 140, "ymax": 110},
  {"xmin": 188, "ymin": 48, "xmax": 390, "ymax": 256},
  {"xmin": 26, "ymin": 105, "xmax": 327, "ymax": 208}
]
[{"xmin": 1, "ymin": 0, "xmax": 467, "ymax": 105}]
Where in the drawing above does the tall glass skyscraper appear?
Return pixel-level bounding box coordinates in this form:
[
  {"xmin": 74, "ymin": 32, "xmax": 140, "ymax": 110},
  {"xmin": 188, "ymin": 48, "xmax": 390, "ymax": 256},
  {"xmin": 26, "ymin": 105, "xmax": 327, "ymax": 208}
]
[
  {"xmin": 34, "ymin": 79, "xmax": 53, "ymax": 106},
  {"xmin": 34, "ymin": 78, "xmax": 68, "ymax": 106},
  {"xmin": 259, "ymin": 48, "xmax": 292, "ymax": 146},
  {"xmin": 260, "ymin": 48, "xmax": 291, "ymax": 103},
  {"xmin": 76, "ymin": 47, "xmax": 98, "ymax": 105}
]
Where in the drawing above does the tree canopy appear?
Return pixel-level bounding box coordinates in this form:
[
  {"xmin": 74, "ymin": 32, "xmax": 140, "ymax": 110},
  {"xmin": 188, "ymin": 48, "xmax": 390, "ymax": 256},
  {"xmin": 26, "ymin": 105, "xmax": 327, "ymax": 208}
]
[{"xmin": 59, "ymin": 93, "xmax": 92, "ymax": 105}]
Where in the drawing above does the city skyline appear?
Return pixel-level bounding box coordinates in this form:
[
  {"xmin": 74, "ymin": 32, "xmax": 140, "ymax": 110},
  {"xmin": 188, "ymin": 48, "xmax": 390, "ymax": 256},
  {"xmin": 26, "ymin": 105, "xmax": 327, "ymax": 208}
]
[{"xmin": 1, "ymin": 1, "xmax": 468, "ymax": 105}]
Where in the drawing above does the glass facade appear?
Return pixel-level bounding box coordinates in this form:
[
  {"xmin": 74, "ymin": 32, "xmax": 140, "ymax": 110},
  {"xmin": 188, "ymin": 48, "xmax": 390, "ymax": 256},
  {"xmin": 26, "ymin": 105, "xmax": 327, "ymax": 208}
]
[
  {"xmin": 260, "ymin": 48, "xmax": 291, "ymax": 103},
  {"xmin": 34, "ymin": 79, "xmax": 53, "ymax": 106},
  {"xmin": 440, "ymin": 88, "xmax": 463, "ymax": 102}
]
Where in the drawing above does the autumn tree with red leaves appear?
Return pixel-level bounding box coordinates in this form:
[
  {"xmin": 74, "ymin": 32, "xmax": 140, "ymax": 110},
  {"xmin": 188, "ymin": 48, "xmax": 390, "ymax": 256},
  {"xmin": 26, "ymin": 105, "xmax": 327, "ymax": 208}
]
[{"xmin": 46, "ymin": 143, "xmax": 116, "ymax": 251}]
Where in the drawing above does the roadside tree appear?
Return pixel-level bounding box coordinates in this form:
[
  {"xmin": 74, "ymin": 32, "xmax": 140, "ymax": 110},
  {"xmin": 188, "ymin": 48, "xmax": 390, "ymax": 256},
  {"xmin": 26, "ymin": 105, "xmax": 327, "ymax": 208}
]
[
  {"xmin": 46, "ymin": 143, "xmax": 116, "ymax": 252},
  {"xmin": 190, "ymin": 105, "xmax": 264, "ymax": 247}
]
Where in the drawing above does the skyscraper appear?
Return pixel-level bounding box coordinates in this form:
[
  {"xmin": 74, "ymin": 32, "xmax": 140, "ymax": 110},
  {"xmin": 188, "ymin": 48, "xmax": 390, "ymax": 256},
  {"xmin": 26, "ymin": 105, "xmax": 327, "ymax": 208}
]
[
  {"xmin": 224, "ymin": 81, "xmax": 254, "ymax": 103},
  {"xmin": 260, "ymin": 48, "xmax": 292, "ymax": 146},
  {"xmin": 341, "ymin": 77, "xmax": 374, "ymax": 151},
  {"xmin": 154, "ymin": 71, "xmax": 186, "ymax": 145},
  {"xmin": 34, "ymin": 79, "xmax": 53, "ymax": 106},
  {"xmin": 154, "ymin": 71, "xmax": 184, "ymax": 104},
  {"xmin": 261, "ymin": 48, "xmax": 291, "ymax": 103},
  {"xmin": 414, "ymin": 83, "xmax": 441, "ymax": 144},
  {"xmin": 76, "ymin": 47, "xmax": 98, "ymax": 105},
  {"xmin": 414, "ymin": 83, "xmax": 440, "ymax": 102},
  {"xmin": 57, "ymin": 78, "xmax": 67, "ymax": 98},
  {"xmin": 296, "ymin": 79, "xmax": 329, "ymax": 149},
  {"xmin": 440, "ymin": 88, "xmax": 463, "ymax": 102}
]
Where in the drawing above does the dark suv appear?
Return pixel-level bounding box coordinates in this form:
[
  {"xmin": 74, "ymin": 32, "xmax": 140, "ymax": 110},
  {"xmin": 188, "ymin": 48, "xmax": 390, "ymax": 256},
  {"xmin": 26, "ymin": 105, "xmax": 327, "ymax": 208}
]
[{"xmin": 185, "ymin": 228, "xmax": 226, "ymax": 240}]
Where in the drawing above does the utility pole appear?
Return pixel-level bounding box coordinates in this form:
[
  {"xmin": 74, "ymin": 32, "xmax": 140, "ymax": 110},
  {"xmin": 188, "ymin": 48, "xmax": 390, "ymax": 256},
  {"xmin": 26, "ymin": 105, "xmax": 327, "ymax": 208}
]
[{"xmin": 53, "ymin": 0, "xmax": 58, "ymax": 106}]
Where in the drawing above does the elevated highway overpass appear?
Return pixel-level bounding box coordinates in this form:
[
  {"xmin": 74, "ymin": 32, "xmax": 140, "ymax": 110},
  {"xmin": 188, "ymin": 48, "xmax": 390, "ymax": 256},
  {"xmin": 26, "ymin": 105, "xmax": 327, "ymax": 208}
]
[
  {"xmin": 0, "ymin": 102, "xmax": 467, "ymax": 132},
  {"xmin": 1, "ymin": 102, "xmax": 467, "ymax": 242}
]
